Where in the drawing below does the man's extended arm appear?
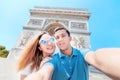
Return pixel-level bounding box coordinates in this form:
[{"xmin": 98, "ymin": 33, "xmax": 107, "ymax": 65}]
[{"xmin": 85, "ymin": 48, "xmax": 120, "ymax": 80}]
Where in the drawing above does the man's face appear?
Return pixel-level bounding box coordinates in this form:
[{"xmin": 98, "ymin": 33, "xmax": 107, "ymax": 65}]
[{"xmin": 54, "ymin": 29, "xmax": 71, "ymax": 50}]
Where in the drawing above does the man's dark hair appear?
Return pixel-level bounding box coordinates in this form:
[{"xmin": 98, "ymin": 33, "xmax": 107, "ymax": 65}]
[{"xmin": 54, "ymin": 27, "xmax": 70, "ymax": 36}]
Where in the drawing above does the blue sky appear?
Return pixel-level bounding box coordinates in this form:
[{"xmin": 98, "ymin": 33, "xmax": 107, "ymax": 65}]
[{"xmin": 0, "ymin": 0, "xmax": 120, "ymax": 50}]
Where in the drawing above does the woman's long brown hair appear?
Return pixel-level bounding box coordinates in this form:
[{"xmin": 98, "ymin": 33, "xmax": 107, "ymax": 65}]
[{"xmin": 17, "ymin": 31, "xmax": 47, "ymax": 72}]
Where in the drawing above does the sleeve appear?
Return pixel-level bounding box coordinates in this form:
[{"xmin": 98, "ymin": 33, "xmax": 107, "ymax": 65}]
[{"xmin": 79, "ymin": 48, "xmax": 92, "ymax": 58}]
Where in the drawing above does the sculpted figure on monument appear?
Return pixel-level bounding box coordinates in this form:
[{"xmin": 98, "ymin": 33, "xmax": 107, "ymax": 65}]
[{"xmin": 19, "ymin": 32, "xmax": 34, "ymax": 47}]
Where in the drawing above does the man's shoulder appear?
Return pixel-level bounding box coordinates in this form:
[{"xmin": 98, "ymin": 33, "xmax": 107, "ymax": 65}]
[
  {"xmin": 73, "ymin": 47, "xmax": 90, "ymax": 53},
  {"xmin": 72, "ymin": 47, "xmax": 91, "ymax": 56}
]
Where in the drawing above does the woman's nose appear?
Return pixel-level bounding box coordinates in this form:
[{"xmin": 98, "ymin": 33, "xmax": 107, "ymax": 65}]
[{"xmin": 47, "ymin": 41, "xmax": 53, "ymax": 45}]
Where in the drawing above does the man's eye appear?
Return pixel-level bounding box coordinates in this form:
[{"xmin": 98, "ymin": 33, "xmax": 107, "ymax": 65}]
[
  {"xmin": 55, "ymin": 36, "xmax": 59, "ymax": 40},
  {"xmin": 62, "ymin": 34, "xmax": 66, "ymax": 38}
]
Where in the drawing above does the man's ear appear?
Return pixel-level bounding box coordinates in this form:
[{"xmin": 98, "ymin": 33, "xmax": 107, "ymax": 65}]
[{"xmin": 69, "ymin": 36, "xmax": 72, "ymax": 41}]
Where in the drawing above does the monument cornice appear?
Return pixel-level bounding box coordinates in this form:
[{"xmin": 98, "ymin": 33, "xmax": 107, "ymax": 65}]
[
  {"xmin": 30, "ymin": 7, "xmax": 91, "ymax": 19},
  {"xmin": 23, "ymin": 26, "xmax": 41, "ymax": 30}
]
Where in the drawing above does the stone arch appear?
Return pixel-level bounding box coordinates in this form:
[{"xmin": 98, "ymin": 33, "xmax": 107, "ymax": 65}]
[{"xmin": 44, "ymin": 22, "xmax": 66, "ymax": 36}]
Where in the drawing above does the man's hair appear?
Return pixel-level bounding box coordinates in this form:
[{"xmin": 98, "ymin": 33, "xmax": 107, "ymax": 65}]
[{"xmin": 54, "ymin": 27, "xmax": 70, "ymax": 36}]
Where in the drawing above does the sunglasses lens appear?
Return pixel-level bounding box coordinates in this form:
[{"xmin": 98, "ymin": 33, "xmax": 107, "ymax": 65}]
[
  {"xmin": 40, "ymin": 37, "xmax": 54, "ymax": 45},
  {"xmin": 50, "ymin": 37, "xmax": 54, "ymax": 42},
  {"xmin": 41, "ymin": 40, "xmax": 47, "ymax": 45}
]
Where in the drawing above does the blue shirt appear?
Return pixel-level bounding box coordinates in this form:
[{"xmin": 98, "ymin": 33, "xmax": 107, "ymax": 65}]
[{"xmin": 48, "ymin": 47, "xmax": 90, "ymax": 80}]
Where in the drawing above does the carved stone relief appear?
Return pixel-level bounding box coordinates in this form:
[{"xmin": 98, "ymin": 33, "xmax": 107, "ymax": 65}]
[
  {"xmin": 27, "ymin": 19, "xmax": 43, "ymax": 27},
  {"xmin": 71, "ymin": 22, "xmax": 87, "ymax": 30},
  {"xmin": 43, "ymin": 19, "xmax": 68, "ymax": 29},
  {"xmin": 18, "ymin": 31, "xmax": 34, "ymax": 48},
  {"xmin": 71, "ymin": 37, "xmax": 86, "ymax": 49}
]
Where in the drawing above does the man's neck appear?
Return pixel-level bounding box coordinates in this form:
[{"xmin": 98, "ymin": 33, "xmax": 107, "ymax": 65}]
[{"xmin": 61, "ymin": 46, "xmax": 72, "ymax": 56}]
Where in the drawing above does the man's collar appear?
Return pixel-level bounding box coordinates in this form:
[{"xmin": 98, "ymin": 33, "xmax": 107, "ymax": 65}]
[{"xmin": 59, "ymin": 47, "xmax": 78, "ymax": 58}]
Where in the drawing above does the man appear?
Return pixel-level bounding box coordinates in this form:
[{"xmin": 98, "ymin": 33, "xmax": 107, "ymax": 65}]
[{"xmin": 25, "ymin": 27, "xmax": 120, "ymax": 80}]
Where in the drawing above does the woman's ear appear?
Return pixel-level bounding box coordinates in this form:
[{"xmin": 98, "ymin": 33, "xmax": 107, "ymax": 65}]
[{"xmin": 38, "ymin": 45, "xmax": 42, "ymax": 51}]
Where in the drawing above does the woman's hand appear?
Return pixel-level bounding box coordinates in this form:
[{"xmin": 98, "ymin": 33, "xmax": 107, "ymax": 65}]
[{"xmin": 40, "ymin": 57, "xmax": 52, "ymax": 68}]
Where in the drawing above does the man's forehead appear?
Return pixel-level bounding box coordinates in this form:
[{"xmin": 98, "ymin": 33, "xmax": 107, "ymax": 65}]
[{"xmin": 54, "ymin": 29, "xmax": 66, "ymax": 35}]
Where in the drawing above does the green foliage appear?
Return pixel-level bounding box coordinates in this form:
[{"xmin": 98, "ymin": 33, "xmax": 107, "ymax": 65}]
[
  {"xmin": 0, "ymin": 45, "xmax": 9, "ymax": 58},
  {"xmin": 0, "ymin": 45, "xmax": 5, "ymax": 50}
]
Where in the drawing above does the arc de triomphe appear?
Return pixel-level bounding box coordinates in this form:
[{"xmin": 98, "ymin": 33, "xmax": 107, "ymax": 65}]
[{"xmin": 8, "ymin": 6, "xmax": 91, "ymax": 59}]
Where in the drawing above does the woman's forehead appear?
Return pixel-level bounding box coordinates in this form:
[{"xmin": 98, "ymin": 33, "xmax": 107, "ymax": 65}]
[{"xmin": 41, "ymin": 34, "xmax": 51, "ymax": 40}]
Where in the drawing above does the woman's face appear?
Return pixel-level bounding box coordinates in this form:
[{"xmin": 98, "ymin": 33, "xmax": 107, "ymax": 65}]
[{"xmin": 38, "ymin": 34, "xmax": 55, "ymax": 57}]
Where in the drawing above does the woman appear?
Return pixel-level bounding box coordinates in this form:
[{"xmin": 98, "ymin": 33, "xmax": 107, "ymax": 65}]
[{"xmin": 17, "ymin": 31, "xmax": 55, "ymax": 80}]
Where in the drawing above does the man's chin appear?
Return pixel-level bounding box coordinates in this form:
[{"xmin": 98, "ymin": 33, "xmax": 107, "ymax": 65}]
[{"xmin": 60, "ymin": 48, "xmax": 66, "ymax": 51}]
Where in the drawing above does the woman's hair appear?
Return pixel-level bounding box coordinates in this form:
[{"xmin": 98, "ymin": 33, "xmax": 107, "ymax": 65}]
[{"xmin": 17, "ymin": 31, "xmax": 47, "ymax": 72}]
